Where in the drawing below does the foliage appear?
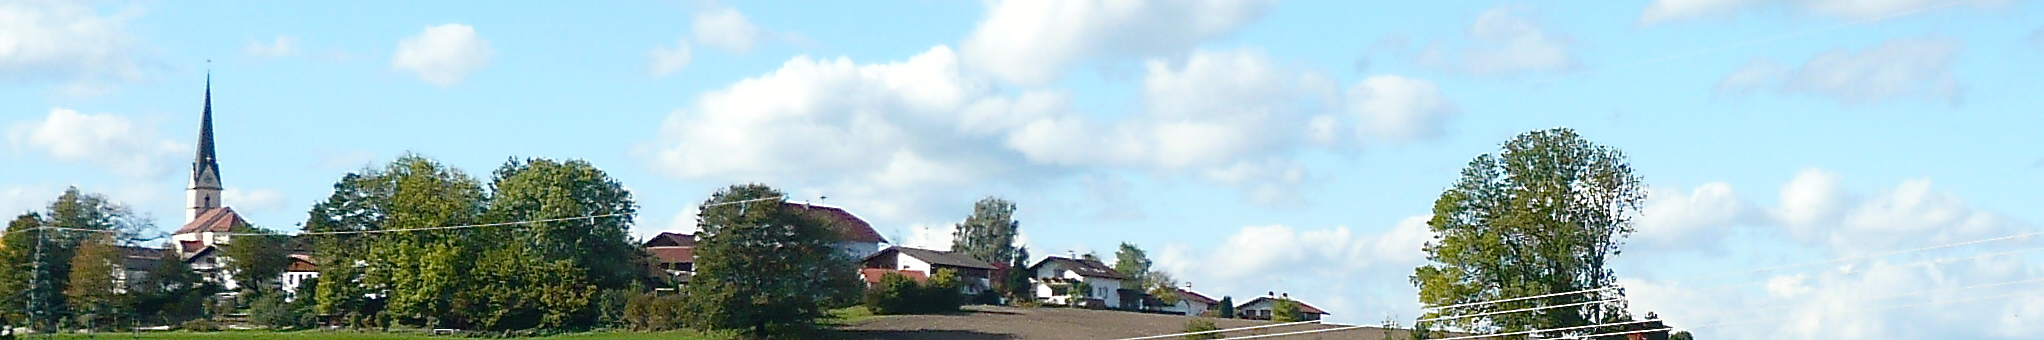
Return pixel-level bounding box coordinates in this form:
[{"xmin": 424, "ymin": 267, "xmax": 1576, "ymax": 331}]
[
  {"xmin": 301, "ymin": 155, "xmax": 640, "ymax": 331},
  {"xmin": 1113, "ymin": 243, "xmax": 1152, "ymax": 287},
  {"xmin": 682, "ymin": 184, "xmax": 859, "ymax": 338},
  {"xmin": 223, "ymin": 225, "xmax": 292, "ymax": 293},
  {"xmin": 1005, "ymin": 246, "xmax": 1033, "ymax": 303},
  {"xmin": 1145, "ymin": 270, "xmax": 1180, "ymax": 306},
  {"xmin": 619, "ymin": 291, "xmax": 689, "ymax": 331},
  {"xmin": 1180, "ymin": 319, "xmax": 1221, "ymax": 340},
  {"xmin": 862, "ymin": 269, "xmax": 966, "ymax": 315},
  {"xmin": 1670, "ymin": 330, "xmax": 1694, "ymax": 340},
  {"xmin": 1216, "ymin": 296, "xmax": 1233, "ymax": 319},
  {"xmin": 1271, "ymin": 299, "xmax": 1302, "ymax": 322},
  {"xmin": 63, "ymin": 233, "xmax": 126, "ymax": 330},
  {"xmin": 249, "ymin": 287, "xmax": 314, "ymax": 329},
  {"xmin": 1411, "ymin": 128, "xmax": 1644, "ymax": 335},
  {"xmin": 951, "ymin": 197, "xmax": 1019, "ymax": 266},
  {"xmin": 178, "ymin": 319, "xmax": 222, "ymax": 332},
  {"xmin": 0, "ymin": 188, "xmax": 155, "ymax": 332},
  {"xmin": 132, "ymin": 247, "xmax": 213, "ymax": 325}
]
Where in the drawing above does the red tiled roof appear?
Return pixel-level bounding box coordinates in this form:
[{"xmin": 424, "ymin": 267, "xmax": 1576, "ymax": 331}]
[
  {"xmin": 648, "ymin": 246, "xmax": 694, "ymax": 264},
  {"xmin": 859, "ymin": 268, "xmax": 928, "ymax": 285},
  {"xmin": 174, "ymin": 207, "xmax": 246, "ymax": 234},
  {"xmin": 178, "ymin": 240, "xmax": 205, "ymax": 254},
  {"xmin": 784, "ymin": 203, "xmax": 885, "ymax": 244},
  {"xmin": 1177, "ymin": 288, "xmax": 1220, "ymax": 305}
]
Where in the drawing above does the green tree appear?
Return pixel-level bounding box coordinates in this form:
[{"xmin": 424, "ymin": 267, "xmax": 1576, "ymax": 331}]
[
  {"xmin": 951, "ymin": 197, "xmax": 1018, "ymax": 267},
  {"xmin": 223, "ymin": 225, "xmax": 291, "ymax": 294},
  {"xmin": 0, "ymin": 188, "xmax": 154, "ymax": 332},
  {"xmin": 304, "ymin": 170, "xmax": 395, "ymax": 327},
  {"xmin": 463, "ymin": 158, "xmax": 640, "ymax": 330},
  {"xmin": 1271, "ymin": 299, "xmax": 1302, "ymax": 322},
  {"xmin": 684, "ymin": 184, "xmax": 857, "ymax": 337},
  {"xmin": 1145, "ymin": 270, "xmax": 1180, "ymax": 306},
  {"xmin": 1216, "ymin": 296, "xmax": 1234, "ymax": 319},
  {"xmin": 1005, "ymin": 246, "xmax": 1033, "ymax": 302},
  {"xmin": 1411, "ymin": 128, "xmax": 1645, "ymax": 336},
  {"xmin": 132, "ymin": 244, "xmax": 210, "ymax": 325},
  {"xmin": 1113, "ymin": 243, "xmax": 1152, "ymax": 287},
  {"xmin": 63, "ymin": 233, "xmax": 125, "ymax": 330},
  {"xmin": 1670, "ymin": 331, "xmax": 1694, "ymax": 340}
]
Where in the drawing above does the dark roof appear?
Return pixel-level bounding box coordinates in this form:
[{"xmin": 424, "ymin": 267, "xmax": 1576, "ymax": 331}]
[
  {"xmin": 174, "ymin": 207, "xmax": 247, "ymax": 234},
  {"xmin": 1176, "ymin": 288, "xmax": 1220, "ymax": 305},
  {"xmin": 784, "ymin": 203, "xmax": 886, "ymax": 244},
  {"xmin": 1029, "ymin": 256, "xmax": 1130, "ymax": 280},
  {"xmin": 1237, "ymin": 296, "xmax": 1330, "ymax": 315},
  {"xmin": 178, "ymin": 240, "xmax": 205, "ymax": 254},
  {"xmin": 182, "ymin": 245, "xmax": 218, "ymax": 263},
  {"xmin": 286, "ymin": 254, "xmax": 317, "ymax": 272},
  {"xmin": 119, "ymin": 246, "xmax": 165, "ymax": 271},
  {"xmin": 643, "ymin": 232, "xmax": 696, "ymax": 247},
  {"xmin": 864, "ymin": 246, "xmax": 996, "ymax": 270},
  {"xmin": 648, "ymin": 247, "xmax": 693, "ymax": 264}
]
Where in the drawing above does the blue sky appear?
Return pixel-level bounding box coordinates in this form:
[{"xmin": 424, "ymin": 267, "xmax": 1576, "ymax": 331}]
[{"xmin": 5, "ymin": 0, "xmax": 2044, "ymax": 338}]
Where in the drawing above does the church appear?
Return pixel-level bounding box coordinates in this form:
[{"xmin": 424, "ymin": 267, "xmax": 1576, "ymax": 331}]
[{"xmin": 163, "ymin": 77, "xmax": 319, "ymax": 294}]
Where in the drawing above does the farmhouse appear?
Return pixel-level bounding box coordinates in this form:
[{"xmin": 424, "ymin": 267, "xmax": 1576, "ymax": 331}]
[
  {"xmin": 1161, "ymin": 287, "xmax": 1220, "ymax": 316},
  {"xmin": 859, "ymin": 246, "xmax": 997, "ymax": 295},
  {"xmin": 1028, "ymin": 256, "xmax": 1130, "ymax": 308},
  {"xmin": 1234, "ymin": 294, "xmax": 1330, "ymax": 321}
]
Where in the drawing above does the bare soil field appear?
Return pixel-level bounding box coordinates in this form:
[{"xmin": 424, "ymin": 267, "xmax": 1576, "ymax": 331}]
[{"xmin": 837, "ymin": 306, "xmax": 1415, "ymax": 340}]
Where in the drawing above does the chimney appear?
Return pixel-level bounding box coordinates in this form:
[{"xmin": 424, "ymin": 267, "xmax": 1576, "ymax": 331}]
[{"xmin": 1068, "ymin": 250, "xmax": 1076, "ymax": 259}]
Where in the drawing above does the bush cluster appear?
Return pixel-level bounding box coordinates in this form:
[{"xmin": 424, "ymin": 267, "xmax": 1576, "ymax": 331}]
[
  {"xmin": 862, "ymin": 269, "xmax": 964, "ymax": 315},
  {"xmin": 618, "ymin": 291, "xmax": 690, "ymax": 331}
]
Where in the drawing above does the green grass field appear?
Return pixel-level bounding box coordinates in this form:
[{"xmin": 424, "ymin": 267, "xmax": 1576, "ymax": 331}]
[{"xmin": 30, "ymin": 329, "xmax": 732, "ymax": 340}]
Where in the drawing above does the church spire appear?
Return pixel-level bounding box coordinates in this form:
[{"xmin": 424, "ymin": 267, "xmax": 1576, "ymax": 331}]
[{"xmin": 187, "ymin": 72, "xmax": 223, "ymax": 223}]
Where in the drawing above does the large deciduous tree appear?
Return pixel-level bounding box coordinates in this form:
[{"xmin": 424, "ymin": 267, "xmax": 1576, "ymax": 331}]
[
  {"xmin": 951, "ymin": 197, "xmax": 1018, "ymax": 265},
  {"xmin": 684, "ymin": 184, "xmax": 857, "ymax": 338},
  {"xmin": 0, "ymin": 188, "xmax": 154, "ymax": 331},
  {"xmin": 1411, "ymin": 128, "xmax": 1645, "ymax": 337},
  {"xmin": 64, "ymin": 233, "xmax": 125, "ymax": 330}
]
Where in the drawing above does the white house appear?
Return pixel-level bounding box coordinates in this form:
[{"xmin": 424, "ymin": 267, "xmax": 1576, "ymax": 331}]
[
  {"xmin": 1235, "ymin": 294, "xmax": 1330, "ymax": 321},
  {"xmin": 281, "ymin": 254, "xmax": 319, "ymax": 295},
  {"xmin": 860, "ymin": 246, "xmax": 997, "ymax": 295},
  {"xmin": 1162, "ymin": 288, "xmax": 1220, "ymax": 316},
  {"xmin": 1028, "ymin": 256, "xmax": 1130, "ymax": 308}
]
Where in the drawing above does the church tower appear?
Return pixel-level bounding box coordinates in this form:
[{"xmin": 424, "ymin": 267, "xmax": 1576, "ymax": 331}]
[{"xmin": 186, "ymin": 75, "xmax": 223, "ymax": 223}]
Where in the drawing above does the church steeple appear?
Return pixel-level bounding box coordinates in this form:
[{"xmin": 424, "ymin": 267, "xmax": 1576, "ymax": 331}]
[{"xmin": 187, "ymin": 73, "xmax": 223, "ymax": 223}]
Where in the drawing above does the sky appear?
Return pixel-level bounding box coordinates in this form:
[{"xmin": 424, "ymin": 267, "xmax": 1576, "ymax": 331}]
[{"xmin": 4, "ymin": 0, "xmax": 2044, "ymax": 338}]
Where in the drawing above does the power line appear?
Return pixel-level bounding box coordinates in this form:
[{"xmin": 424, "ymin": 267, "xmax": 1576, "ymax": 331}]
[
  {"xmin": 1432, "ymin": 318, "xmax": 1667, "ymax": 340},
  {"xmin": 226, "ymin": 213, "xmax": 628, "ymax": 237},
  {"xmin": 1423, "ymin": 286, "xmax": 1621, "ymax": 311},
  {"xmin": 1418, "ymin": 298, "xmax": 1622, "ymax": 323}
]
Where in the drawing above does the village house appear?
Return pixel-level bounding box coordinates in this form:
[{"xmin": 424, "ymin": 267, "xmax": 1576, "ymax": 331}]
[
  {"xmin": 640, "ymin": 202, "xmax": 888, "ymax": 288},
  {"xmin": 1234, "ymin": 293, "xmax": 1330, "ymax": 321},
  {"xmin": 643, "ymin": 232, "xmax": 696, "ymax": 285},
  {"xmin": 859, "ymin": 246, "xmax": 997, "ymax": 295},
  {"xmin": 1161, "ymin": 287, "xmax": 1220, "ymax": 316},
  {"xmin": 1028, "ymin": 256, "xmax": 1130, "ymax": 308}
]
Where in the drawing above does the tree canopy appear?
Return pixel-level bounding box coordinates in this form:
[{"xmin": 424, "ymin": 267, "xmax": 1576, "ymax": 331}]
[
  {"xmin": 0, "ymin": 187, "xmax": 155, "ymax": 332},
  {"xmin": 683, "ymin": 184, "xmax": 859, "ymax": 338},
  {"xmin": 1411, "ymin": 128, "xmax": 1645, "ymax": 337}
]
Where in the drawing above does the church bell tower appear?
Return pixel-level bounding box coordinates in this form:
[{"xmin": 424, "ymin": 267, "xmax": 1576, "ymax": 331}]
[{"xmin": 187, "ymin": 74, "xmax": 223, "ymax": 223}]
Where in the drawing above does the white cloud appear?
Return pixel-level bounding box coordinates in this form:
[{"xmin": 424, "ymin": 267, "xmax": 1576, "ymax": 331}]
[
  {"xmin": 0, "ymin": 0, "xmax": 144, "ymax": 88},
  {"xmin": 692, "ymin": 6, "xmax": 762, "ymax": 53},
  {"xmin": 243, "ymin": 35, "xmax": 297, "ymax": 58},
  {"xmin": 1719, "ymin": 37, "xmax": 1962, "ymax": 105},
  {"xmin": 1768, "ymin": 168, "xmax": 2019, "ymax": 254},
  {"xmin": 1154, "ymin": 215, "xmax": 1435, "ymax": 323},
  {"xmin": 222, "ymin": 187, "xmax": 285, "ymax": 212},
  {"xmin": 1638, "ymin": 0, "xmax": 2010, "ymax": 25},
  {"xmin": 959, "ymin": 0, "xmax": 1279, "ymax": 85},
  {"xmin": 1635, "ymin": 182, "xmax": 1748, "ymax": 250},
  {"xmin": 7, "ymin": 108, "xmax": 181, "ymax": 177},
  {"xmin": 1345, "ymin": 75, "xmax": 1459, "ymax": 143},
  {"xmin": 649, "ymin": 40, "xmax": 692, "ymax": 76},
  {"xmin": 1421, "ymin": 7, "xmax": 1574, "ymax": 76},
  {"xmin": 647, "ymin": 46, "xmax": 1064, "ymax": 222},
  {"xmin": 391, "ymin": 24, "xmax": 492, "ymax": 87}
]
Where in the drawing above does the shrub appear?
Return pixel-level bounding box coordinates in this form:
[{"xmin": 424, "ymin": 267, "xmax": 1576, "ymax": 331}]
[
  {"xmin": 620, "ymin": 291, "xmax": 689, "ymax": 331},
  {"xmin": 862, "ymin": 269, "xmax": 965, "ymax": 315},
  {"xmin": 1181, "ymin": 319, "xmax": 1221, "ymax": 340}
]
